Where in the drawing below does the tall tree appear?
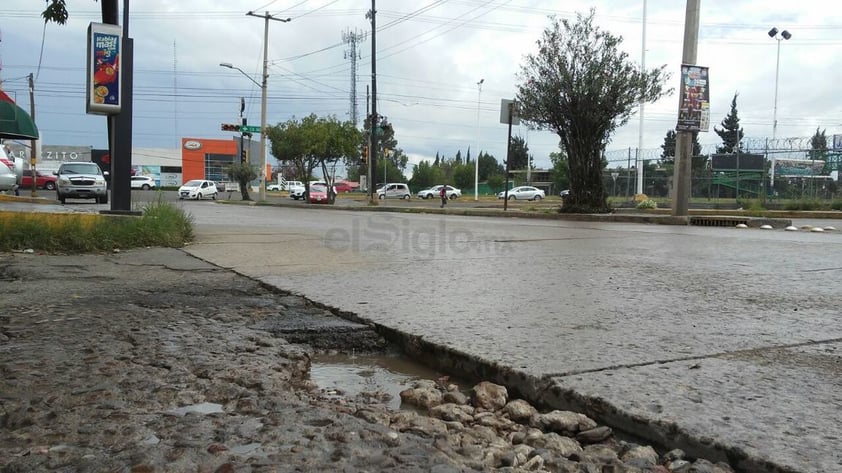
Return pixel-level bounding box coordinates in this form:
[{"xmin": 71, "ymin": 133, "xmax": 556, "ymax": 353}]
[
  {"xmin": 714, "ymin": 93, "xmax": 744, "ymax": 154},
  {"xmin": 507, "ymin": 136, "xmax": 531, "ymax": 170},
  {"xmin": 516, "ymin": 10, "xmax": 670, "ymax": 213},
  {"xmin": 409, "ymin": 160, "xmax": 443, "ymax": 190},
  {"xmin": 809, "ymin": 127, "xmax": 829, "ymax": 170},
  {"xmin": 549, "ymin": 150, "xmax": 570, "ymax": 192},
  {"xmin": 452, "ymin": 164, "xmax": 474, "ymax": 190},
  {"xmin": 267, "ymin": 114, "xmax": 361, "ymax": 204},
  {"xmin": 477, "ymin": 151, "xmax": 503, "ymax": 181}
]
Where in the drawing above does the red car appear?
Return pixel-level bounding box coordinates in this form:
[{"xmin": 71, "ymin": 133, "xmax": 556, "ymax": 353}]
[
  {"xmin": 333, "ymin": 181, "xmax": 356, "ymax": 193},
  {"xmin": 20, "ymin": 170, "xmax": 58, "ymax": 190},
  {"xmin": 308, "ymin": 183, "xmax": 331, "ymax": 204}
]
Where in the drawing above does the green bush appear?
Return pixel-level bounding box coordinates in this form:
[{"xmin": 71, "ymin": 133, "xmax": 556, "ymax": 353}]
[
  {"xmin": 831, "ymin": 200, "xmax": 842, "ymax": 211},
  {"xmin": 783, "ymin": 199, "xmax": 823, "ymax": 211},
  {"xmin": 635, "ymin": 199, "xmax": 657, "ymax": 210}
]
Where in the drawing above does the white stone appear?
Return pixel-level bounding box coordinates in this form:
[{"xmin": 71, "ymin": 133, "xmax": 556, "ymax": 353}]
[
  {"xmin": 735, "ymin": 223, "xmax": 748, "ymax": 228},
  {"xmin": 824, "ymin": 226, "xmax": 836, "ymax": 231},
  {"xmin": 785, "ymin": 226, "xmax": 798, "ymax": 231},
  {"xmin": 760, "ymin": 224, "xmax": 773, "ymax": 230},
  {"xmin": 811, "ymin": 227, "xmax": 825, "ymax": 232}
]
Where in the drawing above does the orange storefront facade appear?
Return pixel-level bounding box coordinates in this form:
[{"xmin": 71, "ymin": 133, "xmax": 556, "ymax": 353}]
[
  {"xmin": 180, "ymin": 137, "xmax": 268, "ymax": 185},
  {"xmin": 180, "ymin": 138, "xmax": 237, "ymax": 183}
]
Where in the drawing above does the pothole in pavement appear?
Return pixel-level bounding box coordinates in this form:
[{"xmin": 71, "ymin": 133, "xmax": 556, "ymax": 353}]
[{"xmin": 252, "ymin": 303, "xmax": 468, "ymax": 410}]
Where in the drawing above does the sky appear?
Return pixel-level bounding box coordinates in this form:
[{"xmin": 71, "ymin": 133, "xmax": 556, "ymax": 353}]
[{"xmin": 0, "ymin": 0, "xmax": 840, "ymax": 174}]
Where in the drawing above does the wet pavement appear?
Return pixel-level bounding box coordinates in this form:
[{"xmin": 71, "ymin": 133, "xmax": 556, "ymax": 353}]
[
  {"xmin": 178, "ymin": 203, "xmax": 842, "ymax": 473},
  {"xmin": 3, "ymin": 194, "xmax": 842, "ymax": 472}
]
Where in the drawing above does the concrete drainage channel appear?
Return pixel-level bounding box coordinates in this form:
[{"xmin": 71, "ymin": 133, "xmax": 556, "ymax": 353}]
[{"xmin": 250, "ymin": 288, "xmax": 768, "ymax": 472}]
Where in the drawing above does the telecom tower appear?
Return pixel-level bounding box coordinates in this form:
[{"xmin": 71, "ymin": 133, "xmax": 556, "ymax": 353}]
[{"xmin": 342, "ymin": 29, "xmax": 364, "ymax": 126}]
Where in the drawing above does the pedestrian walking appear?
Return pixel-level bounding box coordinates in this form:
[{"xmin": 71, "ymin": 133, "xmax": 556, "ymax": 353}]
[{"xmin": 439, "ymin": 185, "xmax": 448, "ymax": 208}]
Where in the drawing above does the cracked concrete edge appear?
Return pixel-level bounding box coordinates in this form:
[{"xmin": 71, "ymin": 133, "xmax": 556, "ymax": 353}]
[{"xmin": 358, "ymin": 319, "xmax": 800, "ymax": 473}]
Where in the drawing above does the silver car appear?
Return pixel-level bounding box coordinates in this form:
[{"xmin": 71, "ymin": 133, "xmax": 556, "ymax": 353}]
[
  {"xmin": 377, "ymin": 183, "xmax": 411, "ymax": 200},
  {"xmin": 497, "ymin": 186, "xmax": 546, "ymax": 201},
  {"xmin": 55, "ymin": 162, "xmax": 109, "ymax": 204}
]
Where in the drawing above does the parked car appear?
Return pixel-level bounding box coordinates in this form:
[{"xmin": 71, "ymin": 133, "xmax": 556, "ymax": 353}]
[
  {"xmin": 288, "ymin": 182, "xmax": 307, "ymax": 200},
  {"xmin": 55, "ymin": 161, "xmax": 109, "ymax": 204},
  {"xmin": 559, "ymin": 189, "xmax": 570, "ymax": 198},
  {"xmin": 130, "ymin": 175, "xmax": 156, "ymax": 190},
  {"xmin": 0, "ymin": 149, "xmax": 22, "ymax": 192},
  {"xmin": 417, "ymin": 185, "xmax": 461, "ymax": 200},
  {"xmin": 308, "ymin": 183, "xmax": 331, "ymax": 204},
  {"xmin": 20, "ymin": 169, "xmax": 58, "ymax": 190},
  {"xmin": 178, "ymin": 179, "xmax": 218, "ymax": 200},
  {"xmin": 267, "ymin": 183, "xmax": 282, "ymax": 191},
  {"xmin": 377, "ymin": 183, "xmax": 411, "ymax": 200},
  {"xmin": 497, "ymin": 186, "xmax": 546, "ymax": 201},
  {"xmin": 216, "ymin": 181, "xmax": 227, "ymax": 192}
]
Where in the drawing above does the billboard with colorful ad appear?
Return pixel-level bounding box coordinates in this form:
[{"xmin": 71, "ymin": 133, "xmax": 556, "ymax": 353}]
[{"xmin": 86, "ymin": 23, "xmax": 122, "ymax": 115}]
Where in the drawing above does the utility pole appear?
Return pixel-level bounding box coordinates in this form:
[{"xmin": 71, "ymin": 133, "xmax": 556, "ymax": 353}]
[
  {"xmin": 366, "ymin": 0, "xmax": 377, "ymax": 203},
  {"xmin": 366, "ymin": 85, "xmax": 371, "ymax": 196},
  {"xmin": 636, "ymin": 0, "xmax": 647, "ymax": 195},
  {"xmin": 28, "ymin": 73, "xmax": 36, "ymax": 198},
  {"xmin": 247, "ymin": 11, "xmax": 290, "ymax": 202},
  {"xmin": 671, "ymin": 0, "xmax": 700, "ymax": 217}
]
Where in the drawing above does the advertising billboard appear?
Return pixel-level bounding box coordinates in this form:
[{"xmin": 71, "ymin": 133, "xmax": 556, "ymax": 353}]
[
  {"xmin": 676, "ymin": 65, "xmax": 710, "ymax": 132},
  {"xmin": 86, "ymin": 23, "xmax": 122, "ymax": 115}
]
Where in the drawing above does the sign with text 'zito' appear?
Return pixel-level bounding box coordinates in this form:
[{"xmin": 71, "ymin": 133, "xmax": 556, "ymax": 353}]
[{"xmin": 86, "ymin": 22, "xmax": 122, "ymax": 115}]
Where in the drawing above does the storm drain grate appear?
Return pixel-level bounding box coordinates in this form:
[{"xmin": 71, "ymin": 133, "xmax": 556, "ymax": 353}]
[{"xmin": 690, "ymin": 216, "xmax": 750, "ymax": 227}]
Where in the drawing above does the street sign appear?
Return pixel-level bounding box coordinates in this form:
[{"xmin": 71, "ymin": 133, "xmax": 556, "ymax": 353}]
[{"xmin": 241, "ymin": 125, "xmax": 261, "ymax": 134}]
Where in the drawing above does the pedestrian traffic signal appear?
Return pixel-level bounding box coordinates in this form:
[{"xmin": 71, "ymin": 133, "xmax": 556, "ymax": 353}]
[
  {"xmin": 361, "ymin": 145, "xmax": 369, "ymax": 163},
  {"xmin": 221, "ymin": 123, "xmax": 239, "ymax": 132}
]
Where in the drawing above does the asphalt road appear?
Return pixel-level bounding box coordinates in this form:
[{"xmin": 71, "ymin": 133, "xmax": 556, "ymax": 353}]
[
  {"xmin": 3, "ymin": 191, "xmax": 842, "ymax": 472},
  {"xmin": 177, "ymin": 201, "xmax": 842, "ymax": 473}
]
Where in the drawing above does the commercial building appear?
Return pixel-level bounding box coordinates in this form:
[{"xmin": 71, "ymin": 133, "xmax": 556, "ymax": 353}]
[{"xmin": 3, "ymin": 137, "xmax": 264, "ymax": 188}]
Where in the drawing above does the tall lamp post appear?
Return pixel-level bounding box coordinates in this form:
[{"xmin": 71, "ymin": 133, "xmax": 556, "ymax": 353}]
[
  {"xmin": 220, "ymin": 62, "xmax": 262, "ymax": 193},
  {"xmin": 768, "ymin": 27, "xmax": 791, "ymax": 142},
  {"xmin": 474, "ymin": 78, "xmax": 483, "ymax": 201}
]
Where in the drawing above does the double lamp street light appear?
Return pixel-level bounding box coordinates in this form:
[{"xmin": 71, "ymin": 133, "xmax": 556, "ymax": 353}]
[{"xmin": 768, "ymin": 27, "xmax": 791, "ymax": 142}]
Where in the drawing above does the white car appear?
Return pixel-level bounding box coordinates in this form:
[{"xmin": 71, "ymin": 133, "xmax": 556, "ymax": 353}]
[
  {"xmin": 377, "ymin": 183, "xmax": 411, "ymax": 200},
  {"xmin": 130, "ymin": 175, "xmax": 156, "ymax": 190},
  {"xmin": 288, "ymin": 182, "xmax": 307, "ymax": 200},
  {"xmin": 497, "ymin": 186, "xmax": 546, "ymax": 201},
  {"xmin": 178, "ymin": 179, "xmax": 218, "ymax": 200},
  {"xmin": 417, "ymin": 185, "xmax": 461, "ymax": 200},
  {"xmin": 267, "ymin": 183, "xmax": 282, "ymax": 191},
  {"xmin": 0, "ymin": 151, "xmax": 22, "ymax": 192}
]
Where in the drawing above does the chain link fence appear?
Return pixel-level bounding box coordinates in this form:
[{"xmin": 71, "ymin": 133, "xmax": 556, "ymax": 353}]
[{"xmin": 602, "ymin": 136, "xmax": 840, "ymax": 202}]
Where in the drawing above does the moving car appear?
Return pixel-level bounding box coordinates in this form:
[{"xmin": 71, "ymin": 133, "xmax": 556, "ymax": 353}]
[
  {"xmin": 497, "ymin": 186, "xmax": 546, "ymax": 201},
  {"xmin": 333, "ymin": 181, "xmax": 356, "ymax": 193},
  {"xmin": 308, "ymin": 183, "xmax": 331, "ymax": 204},
  {"xmin": 20, "ymin": 169, "xmax": 58, "ymax": 190},
  {"xmin": 559, "ymin": 189, "xmax": 570, "ymax": 198},
  {"xmin": 130, "ymin": 175, "xmax": 156, "ymax": 190},
  {"xmin": 417, "ymin": 185, "xmax": 461, "ymax": 200},
  {"xmin": 178, "ymin": 179, "xmax": 218, "ymax": 200},
  {"xmin": 55, "ymin": 161, "xmax": 109, "ymax": 204},
  {"xmin": 377, "ymin": 183, "xmax": 411, "ymax": 200},
  {"xmin": 288, "ymin": 182, "xmax": 306, "ymax": 200}
]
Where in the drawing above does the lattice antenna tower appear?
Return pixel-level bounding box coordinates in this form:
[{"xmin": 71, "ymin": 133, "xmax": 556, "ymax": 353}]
[{"xmin": 342, "ymin": 29, "xmax": 364, "ymax": 126}]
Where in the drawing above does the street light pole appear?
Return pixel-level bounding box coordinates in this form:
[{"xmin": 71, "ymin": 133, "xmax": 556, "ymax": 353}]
[
  {"xmin": 768, "ymin": 27, "xmax": 791, "ymax": 142},
  {"xmin": 474, "ymin": 78, "xmax": 483, "ymax": 201},
  {"xmin": 247, "ymin": 11, "xmax": 290, "ymax": 202}
]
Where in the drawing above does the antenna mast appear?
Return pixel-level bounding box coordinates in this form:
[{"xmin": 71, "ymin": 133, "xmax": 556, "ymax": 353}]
[{"xmin": 342, "ymin": 29, "xmax": 364, "ymax": 126}]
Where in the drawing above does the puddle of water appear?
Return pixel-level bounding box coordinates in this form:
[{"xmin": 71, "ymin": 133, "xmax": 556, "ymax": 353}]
[
  {"xmin": 310, "ymin": 352, "xmax": 462, "ymax": 410},
  {"xmin": 167, "ymin": 402, "xmax": 224, "ymax": 417}
]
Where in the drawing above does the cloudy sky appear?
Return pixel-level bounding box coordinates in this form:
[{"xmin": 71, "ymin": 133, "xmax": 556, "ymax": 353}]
[{"xmin": 0, "ymin": 0, "xmax": 839, "ymax": 173}]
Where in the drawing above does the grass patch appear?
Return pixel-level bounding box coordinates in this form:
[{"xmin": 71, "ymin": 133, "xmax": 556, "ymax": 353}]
[{"xmin": 0, "ymin": 197, "xmax": 194, "ymax": 253}]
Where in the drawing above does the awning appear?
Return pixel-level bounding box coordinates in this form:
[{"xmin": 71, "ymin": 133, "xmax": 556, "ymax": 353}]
[{"xmin": 0, "ymin": 89, "xmax": 39, "ymax": 140}]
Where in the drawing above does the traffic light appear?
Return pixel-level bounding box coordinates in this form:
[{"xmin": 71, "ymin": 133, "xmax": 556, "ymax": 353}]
[
  {"xmin": 361, "ymin": 145, "xmax": 369, "ymax": 163},
  {"xmin": 221, "ymin": 123, "xmax": 239, "ymax": 132},
  {"xmin": 240, "ymin": 147, "xmax": 248, "ymax": 163}
]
